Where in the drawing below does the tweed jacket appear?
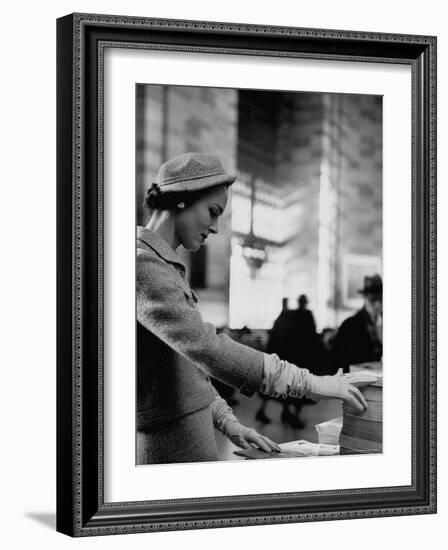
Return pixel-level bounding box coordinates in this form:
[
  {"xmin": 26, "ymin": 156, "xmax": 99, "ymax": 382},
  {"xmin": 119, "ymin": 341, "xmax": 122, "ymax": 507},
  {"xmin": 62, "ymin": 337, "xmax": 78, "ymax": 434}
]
[{"xmin": 136, "ymin": 227, "xmax": 264, "ymax": 430}]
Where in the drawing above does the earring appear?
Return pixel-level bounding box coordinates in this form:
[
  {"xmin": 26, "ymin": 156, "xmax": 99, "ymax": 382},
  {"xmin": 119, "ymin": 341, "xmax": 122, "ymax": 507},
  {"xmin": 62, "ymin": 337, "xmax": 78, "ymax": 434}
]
[{"xmin": 177, "ymin": 202, "xmax": 185, "ymax": 209}]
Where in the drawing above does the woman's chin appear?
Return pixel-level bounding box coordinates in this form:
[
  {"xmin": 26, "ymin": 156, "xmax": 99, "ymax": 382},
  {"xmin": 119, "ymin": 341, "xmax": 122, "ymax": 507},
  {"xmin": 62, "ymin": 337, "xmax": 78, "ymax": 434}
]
[{"xmin": 185, "ymin": 241, "xmax": 201, "ymax": 252}]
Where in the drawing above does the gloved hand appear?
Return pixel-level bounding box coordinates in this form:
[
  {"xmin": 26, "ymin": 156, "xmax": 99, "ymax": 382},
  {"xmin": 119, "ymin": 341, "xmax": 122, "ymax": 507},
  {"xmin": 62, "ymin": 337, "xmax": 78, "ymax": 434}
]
[
  {"xmin": 211, "ymin": 395, "xmax": 281, "ymax": 453},
  {"xmin": 261, "ymin": 354, "xmax": 368, "ymax": 412},
  {"xmin": 304, "ymin": 372, "xmax": 368, "ymax": 411},
  {"xmin": 222, "ymin": 421, "xmax": 281, "ymax": 452}
]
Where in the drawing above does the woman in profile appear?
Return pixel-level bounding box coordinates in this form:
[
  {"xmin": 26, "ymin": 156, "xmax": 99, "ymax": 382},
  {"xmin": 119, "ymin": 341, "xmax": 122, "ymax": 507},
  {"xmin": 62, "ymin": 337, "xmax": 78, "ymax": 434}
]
[{"xmin": 136, "ymin": 152, "xmax": 367, "ymax": 464}]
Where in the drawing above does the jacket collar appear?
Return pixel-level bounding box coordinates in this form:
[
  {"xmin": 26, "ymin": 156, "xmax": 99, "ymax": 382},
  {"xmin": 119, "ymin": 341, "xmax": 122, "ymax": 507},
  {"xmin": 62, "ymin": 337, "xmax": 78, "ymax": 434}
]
[{"xmin": 137, "ymin": 226, "xmax": 186, "ymax": 272}]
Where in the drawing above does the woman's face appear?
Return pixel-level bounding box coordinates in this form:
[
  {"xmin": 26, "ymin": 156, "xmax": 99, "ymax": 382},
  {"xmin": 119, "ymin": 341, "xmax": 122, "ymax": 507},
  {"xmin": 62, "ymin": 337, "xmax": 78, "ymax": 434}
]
[{"xmin": 174, "ymin": 185, "xmax": 229, "ymax": 251}]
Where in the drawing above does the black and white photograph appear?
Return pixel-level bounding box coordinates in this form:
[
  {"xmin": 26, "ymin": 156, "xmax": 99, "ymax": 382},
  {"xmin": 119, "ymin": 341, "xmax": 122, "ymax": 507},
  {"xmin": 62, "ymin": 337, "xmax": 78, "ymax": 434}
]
[
  {"xmin": 53, "ymin": 9, "xmax": 437, "ymax": 538},
  {"xmin": 135, "ymin": 85, "xmax": 383, "ymax": 465}
]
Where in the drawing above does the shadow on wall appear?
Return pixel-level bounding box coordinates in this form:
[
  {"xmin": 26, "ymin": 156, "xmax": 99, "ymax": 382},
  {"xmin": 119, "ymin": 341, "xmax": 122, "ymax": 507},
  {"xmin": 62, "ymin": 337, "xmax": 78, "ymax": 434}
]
[{"xmin": 25, "ymin": 512, "xmax": 56, "ymax": 531}]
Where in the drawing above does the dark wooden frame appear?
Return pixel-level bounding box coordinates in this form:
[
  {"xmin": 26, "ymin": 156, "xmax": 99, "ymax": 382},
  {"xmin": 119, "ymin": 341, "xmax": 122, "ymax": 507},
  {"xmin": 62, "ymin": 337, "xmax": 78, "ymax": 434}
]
[{"xmin": 57, "ymin": 13, "xmax": 437, "ymax": 537}]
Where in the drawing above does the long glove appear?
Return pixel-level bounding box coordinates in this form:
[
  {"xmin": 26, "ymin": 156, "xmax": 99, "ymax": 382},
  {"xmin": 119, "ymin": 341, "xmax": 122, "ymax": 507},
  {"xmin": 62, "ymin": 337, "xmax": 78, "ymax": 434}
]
[
  {"xmin": 211, "ymin": 395, "xmax": 281, "ymax": 453},
  {"xmin": 261, "ymin": 354, "xmax": 368, "ymax": 412}
]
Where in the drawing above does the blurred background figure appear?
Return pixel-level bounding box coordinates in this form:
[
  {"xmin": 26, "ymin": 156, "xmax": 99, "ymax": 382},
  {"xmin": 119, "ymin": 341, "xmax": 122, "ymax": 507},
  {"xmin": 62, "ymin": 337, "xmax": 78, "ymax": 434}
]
[
  {"xmin": 267, "ymin": 295, "xmax": 317, "ymax": 369},
  {"xmin": 332, "ymin": 274, "xmax": 383, "ymax": 372},
  {"xmin": 255, "ymin": 294, "xmax": 325, "ymax": 429},
  {"xmin": 295, "ymin": 294, "xmax": 317, "ymax": 343}
]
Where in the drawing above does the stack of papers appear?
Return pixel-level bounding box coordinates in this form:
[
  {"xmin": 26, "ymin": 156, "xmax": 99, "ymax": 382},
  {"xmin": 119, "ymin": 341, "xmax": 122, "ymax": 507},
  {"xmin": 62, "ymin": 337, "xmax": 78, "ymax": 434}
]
[
  {"xmin": 234, "ymin": 439, "xmax": 339, "ymax": 460},
  {"xmin": 315, "ymin": 416, "xmax": 343, "ymax": 445},
  {"xmin": 340, "ymin": 363, "xmax": 383, "ymax": 454}
]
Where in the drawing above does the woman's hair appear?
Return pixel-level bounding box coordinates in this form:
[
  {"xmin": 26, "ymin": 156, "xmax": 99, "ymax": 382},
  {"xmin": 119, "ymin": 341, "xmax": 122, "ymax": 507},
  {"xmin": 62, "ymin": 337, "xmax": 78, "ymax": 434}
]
[{"xmin": 143, "ymin": 183, "xmax": 231, "ymax": 214}]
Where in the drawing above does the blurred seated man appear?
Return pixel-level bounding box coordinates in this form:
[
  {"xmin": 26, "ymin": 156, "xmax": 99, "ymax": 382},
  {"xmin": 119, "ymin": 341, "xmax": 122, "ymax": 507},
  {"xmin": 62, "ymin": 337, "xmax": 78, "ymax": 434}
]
[{"xmin": 332, "ymin": 274, "xmax": 383, "ymax": 373}]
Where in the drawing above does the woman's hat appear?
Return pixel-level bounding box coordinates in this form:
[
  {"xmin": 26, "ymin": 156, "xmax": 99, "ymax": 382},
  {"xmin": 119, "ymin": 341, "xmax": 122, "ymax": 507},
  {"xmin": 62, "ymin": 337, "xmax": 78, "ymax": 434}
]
[
  {"xmin": 358, "ymin": 274, "xmax": 383, "ymax": 297},
  {"xmin": 153, "ymin": 153, "xmax": 237, "ymax": 193}
]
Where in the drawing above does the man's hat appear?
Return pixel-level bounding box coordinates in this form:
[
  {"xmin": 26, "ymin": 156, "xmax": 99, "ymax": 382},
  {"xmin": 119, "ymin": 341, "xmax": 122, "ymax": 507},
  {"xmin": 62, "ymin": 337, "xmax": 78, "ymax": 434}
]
[
  {"xmin": 358, "ymin": 274, "xmax": 382, "ymax": 296},
  {"xmin": 153, "ymin": 152, "xmax": 236, "ymax": 194}
]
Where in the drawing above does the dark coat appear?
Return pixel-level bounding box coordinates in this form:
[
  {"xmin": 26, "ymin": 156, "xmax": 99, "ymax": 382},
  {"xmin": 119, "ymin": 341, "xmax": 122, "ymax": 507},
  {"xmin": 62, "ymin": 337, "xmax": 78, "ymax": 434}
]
[
  {"xmin": 266, "ymin": 309, "xmax": 316, "ymax": 366},
  {"xmin": 332, "ymin": 307, "xmax": 382, "ymax": 372}
]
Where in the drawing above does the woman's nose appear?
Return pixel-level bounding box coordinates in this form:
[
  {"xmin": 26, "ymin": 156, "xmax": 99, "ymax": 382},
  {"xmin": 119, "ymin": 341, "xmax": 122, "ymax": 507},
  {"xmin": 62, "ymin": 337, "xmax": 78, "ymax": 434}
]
[{"xmin": 209, "ymin": 221, "xmax": 218, "ymax": 234}]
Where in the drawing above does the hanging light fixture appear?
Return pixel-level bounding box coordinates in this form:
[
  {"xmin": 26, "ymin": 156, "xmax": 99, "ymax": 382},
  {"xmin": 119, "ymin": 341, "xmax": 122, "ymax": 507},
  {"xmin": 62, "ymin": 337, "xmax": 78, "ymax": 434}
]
[{"xmin": 241, "ymin": 176, "xmax": 268, "ymax": 278}]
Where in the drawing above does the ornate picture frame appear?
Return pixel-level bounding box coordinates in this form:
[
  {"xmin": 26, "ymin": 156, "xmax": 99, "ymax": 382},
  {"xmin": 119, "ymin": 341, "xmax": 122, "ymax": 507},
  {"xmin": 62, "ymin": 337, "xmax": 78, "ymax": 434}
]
[{"xmin": 56, "ymin": 13, "xmax": 436, "ymax": 536}]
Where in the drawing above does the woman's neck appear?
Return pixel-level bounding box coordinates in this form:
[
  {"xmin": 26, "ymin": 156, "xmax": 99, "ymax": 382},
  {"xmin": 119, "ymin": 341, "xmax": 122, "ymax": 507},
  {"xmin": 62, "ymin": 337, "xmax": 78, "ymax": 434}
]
[{"xmin": 145, "ymin": 212, "xmax": 179, "ymax": 250}]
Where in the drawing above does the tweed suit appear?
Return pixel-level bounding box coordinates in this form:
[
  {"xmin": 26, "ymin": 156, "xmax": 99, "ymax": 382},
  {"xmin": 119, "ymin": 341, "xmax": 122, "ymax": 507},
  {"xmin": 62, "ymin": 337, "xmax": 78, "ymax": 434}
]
[{"xmin": 136, "ymin": 226, "xmax": 264, "ymax": 463}]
